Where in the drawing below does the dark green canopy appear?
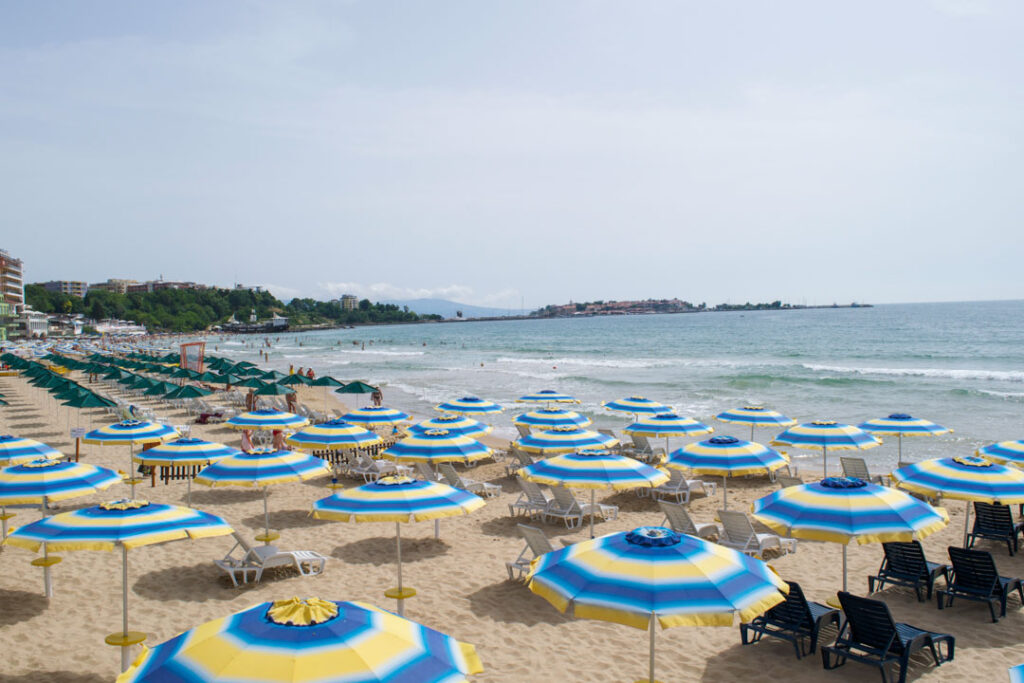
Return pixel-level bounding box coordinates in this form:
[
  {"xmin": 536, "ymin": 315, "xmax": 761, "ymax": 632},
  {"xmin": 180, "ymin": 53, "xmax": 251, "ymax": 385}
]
[
  {"xmin": 260, "ymin": 370, "xmax": 288, "ymax": 381},
  {"xmin": 336, "ymin": 380, "xmax": 378, "ymax": 394},
  {"xmin": 145, "ymin": 381, "xmax": 179, "ymax": 396},
  {"xmin": 278, "ymin": 373, "xmax": 311, "ymax": 386},
  {"xmin": 310, "ymin": 375, "xmax": 344, "ymax": 388},
  {"xmin": 166, "ymin": 384, "xmax": 213, "ymax": 400},
  {"xmin": 233, "ymin": 377, "xmax": 266, "ymax": 389},
  {"xmin": 63, "ymin": 393, "xmax": 117, "ymax": 409},
  {"xmin": 255, "ymin": 383, "xmax": 295, "ymax": 396}
]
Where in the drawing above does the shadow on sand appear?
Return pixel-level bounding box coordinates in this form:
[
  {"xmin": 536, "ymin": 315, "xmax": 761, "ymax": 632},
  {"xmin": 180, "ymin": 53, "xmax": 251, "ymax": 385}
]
[
  {"xmin": 332, "ymin": 536, "xmax": 451, "ymax": 565},
  {"xmin": 0, "ymin": 588, "xmax": 50, "ymax": 626},
  {"xmin": 466, "ymin": 581, "xmax": 570, "ymax": 626}
]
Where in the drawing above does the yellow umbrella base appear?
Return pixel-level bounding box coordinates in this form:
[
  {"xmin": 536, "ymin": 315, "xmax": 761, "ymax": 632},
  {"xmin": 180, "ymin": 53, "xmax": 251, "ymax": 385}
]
[
  {"xmin": 254, "ymin": 531, "xmax": 280, "ymax": 543},
  {"xmin": 104, "ymin": 631, "xmax": 147, "ymax": 647},
  {"xmin": 30, "ymin": 556, "xmax": 62, "ymax": 567},
  {"xmin": 385, "ymin": 587, "xmax": 417, "ymax": 600}
]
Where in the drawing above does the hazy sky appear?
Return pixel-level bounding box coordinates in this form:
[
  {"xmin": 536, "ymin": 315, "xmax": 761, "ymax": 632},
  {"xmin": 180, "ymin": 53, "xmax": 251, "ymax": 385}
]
[{"xmin": 1, "ymin": 1, "xmax": 1021, "ymax": 309}]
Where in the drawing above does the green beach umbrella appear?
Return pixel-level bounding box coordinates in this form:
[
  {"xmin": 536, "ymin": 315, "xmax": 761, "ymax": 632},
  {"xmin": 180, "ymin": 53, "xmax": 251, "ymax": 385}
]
[
  {"xmin": 337, "ymin": 381, "xmax": 378, "ymax": 394},
  {"xmin": 311, "ymin": 375, "xmax": 344, "ymax": 388},
  {"xmin": 278, "ymin": 373, "xmax": 312, "ymax": 386},
  {"xmin": 233, "ymin": 377, "xmax": 266, "ymax": 389},
  {"xmin": 254, "ymin": 383, "xmax": 295, "ymax": 396},
  {"xmin": 165, "ymin": 385, "xmax": 213, "ymax": 400}
]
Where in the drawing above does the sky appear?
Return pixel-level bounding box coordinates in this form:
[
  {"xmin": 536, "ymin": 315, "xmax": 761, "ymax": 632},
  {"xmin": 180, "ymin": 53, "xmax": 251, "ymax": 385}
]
[{"xmin": 1, "ymin": 0, "xmax": 1022, "ymax": 310}]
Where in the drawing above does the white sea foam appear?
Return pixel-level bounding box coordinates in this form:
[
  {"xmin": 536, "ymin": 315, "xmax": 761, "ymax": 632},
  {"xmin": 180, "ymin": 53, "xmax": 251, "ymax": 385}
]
[
  {"xmin": 803, "ymin": 364, "xmax": 1024, "ymax": 382},
  {"xmin": 336, "ymin": 349, "xmax": 426, "ymax": 357}
]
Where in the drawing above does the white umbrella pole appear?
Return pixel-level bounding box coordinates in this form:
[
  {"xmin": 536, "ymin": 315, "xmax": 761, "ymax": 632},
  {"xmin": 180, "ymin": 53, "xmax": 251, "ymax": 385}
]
[
  {"xmin": 823, "ymin": 445, "xmax": 828, "ymax": 479},
  {"xmin": 434, "ymin": 519, "xmax": 440, "ymax": 539},
  {"xmin": 648, "ymin": 613, "xmax": 657, "ymax": 683},
  {"xmin": 395, "ymin": 521, "xmax": 405, "ymax": 616},
  {"xmin": 898, "ymin": 433, "xmax": 903, "ymax": 467},
  {"xmin": 590, "ymin": 489, "xmax": 596, "ymax": 539},
  {"xmin": 41, "ymin": 496, "xmax": 53, "ymax": 598},
  {"xmin": 963, "ymin": 501, "xmax": 971, "ymax": 547},
  {"xmin": 128, "ymin": 444, "xmax": 136, "ymax": 498},
  {"xmin": 263, "ymin": 488, "xmax": 271, "ymax": 542},
  {"xmin": 186, "ymin": 477, "xmax": 192, "ymax": 507},
  {"xmin": 842, "ymin": 544, "xmax": 848, "ymax": 592},
  {"xmin": 750, "ymin": 424, "xmax": 755, "ymax": 441}
]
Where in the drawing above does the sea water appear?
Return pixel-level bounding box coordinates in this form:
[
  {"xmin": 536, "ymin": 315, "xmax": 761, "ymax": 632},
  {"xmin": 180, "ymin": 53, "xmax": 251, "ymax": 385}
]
[{"xmin": 215, "ymin": 300, "xmax": 1024, "ymax": 472}]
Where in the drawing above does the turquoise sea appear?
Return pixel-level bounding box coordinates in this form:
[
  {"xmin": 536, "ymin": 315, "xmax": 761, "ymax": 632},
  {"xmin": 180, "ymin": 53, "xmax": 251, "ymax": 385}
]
[{"xmin": 216, "ymin": 300, "xmax": 1024, "ymax": 473}]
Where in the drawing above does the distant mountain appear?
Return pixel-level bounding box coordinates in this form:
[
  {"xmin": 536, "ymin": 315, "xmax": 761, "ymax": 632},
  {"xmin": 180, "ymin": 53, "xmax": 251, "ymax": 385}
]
[{"xmin": 381, "ymin": 298, "xmax": 520, "ymax": 319}]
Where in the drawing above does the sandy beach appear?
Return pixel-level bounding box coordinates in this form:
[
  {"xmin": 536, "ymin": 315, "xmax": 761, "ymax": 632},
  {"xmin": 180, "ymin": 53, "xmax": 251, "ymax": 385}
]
[{"xmin": 2, "ymin": 370, "xmax": 1024, "ymax": 682}]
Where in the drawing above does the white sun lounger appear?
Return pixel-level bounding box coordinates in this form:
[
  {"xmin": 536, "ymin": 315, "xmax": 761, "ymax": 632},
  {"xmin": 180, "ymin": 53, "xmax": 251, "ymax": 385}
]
[
  {"xmin": 718, "ymin": 510, "xmax": 796, "ymax": 558},
  {"xmin": 658, "ymin": 500, "xmax": 719, "ymax": 540},
  {"xmin": 215, "ymin": 532, "xmax": 328, "ymax": 586},
  {"xmin": 438, "ymin": 462, "xmax": 501, "ymax": 498},
  {"xmin": 509, "ymin": 478, "xmax": 551, "ymax": 518},
  {"xmin": 506, "ymin": 524, "xmax": 555, "ymax": 581}
]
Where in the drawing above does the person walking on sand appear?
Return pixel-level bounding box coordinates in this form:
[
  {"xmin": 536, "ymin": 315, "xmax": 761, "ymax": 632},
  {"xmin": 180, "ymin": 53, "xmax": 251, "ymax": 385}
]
[
  {"xmin": 371, "ymin": 389, "xmax": 383, "ymax": 407},
  {"xmin": 306, "ymin": 367, "xmax": 315, "ymax": 379}
]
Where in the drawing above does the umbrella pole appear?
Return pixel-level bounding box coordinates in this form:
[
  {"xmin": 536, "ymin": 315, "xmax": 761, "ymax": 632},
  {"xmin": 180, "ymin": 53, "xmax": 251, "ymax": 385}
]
[
  {"xmin": 898, "ymin": 434, "xmax": 903, "ymax": 467},
  {"xmin": 128, "ymin": 444, "xmax": 135, "ymax": 498},
  {"xmin": 590, "ymin": 489, "xmax": 596, "ymax": 539},
  {"xmin": 963, "ymin": 501, "xmax": 971, "ymax": 547},
  {"xmin": 263, "ymin": 488, "xmax": 271, "ymax": 543},
  {"xmin": 434, "ymin": 519, "xmax": 440, "ymax": 539},
  {"xmin": 722, "ymin": 476, "xmax": 728, "ymax": 510},
  {"xmin": 751, "ymin": 424, "xmax": 755, "ymax": 441},
  {"xmin": 842, "ymin": 544, "xmax": 848, "ymax": 592},
  {"xmin": 396, "ymin": 521, "xmax": 405, "ymax": 616},
  {"xmin": 41, "ymin": 496, "xmax": 53, "ymax": 598},
  {"xmin": 648, "ymin": 613, "xmax": 657, "ymax": 683},
  {"xmin": 186, "ymin": 477, "xmax": 192, "ymax": 507},
  {"xmin": 823, "ymin": 445, "xmax": 828, "ymax": 479}
]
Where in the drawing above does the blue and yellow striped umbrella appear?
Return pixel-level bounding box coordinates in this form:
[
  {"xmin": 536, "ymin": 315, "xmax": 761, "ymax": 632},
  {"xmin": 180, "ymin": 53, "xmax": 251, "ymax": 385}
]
[
  {"xmin": 195, "ymin": 448, "xmax": 330, "ymax": 542},
  {"xmin": 715, "ymin": 406, "xmax": 796, "ymax": 441},
  {"xmin": 409, "ymin": 414, "xmax": 492, "ymax": 439},
  {"xmin": 313, "ymin": 476, "xmax": 485, "ymax": 616},
  {"xmin": 225, "ymin": 409, "xmax": 309, "ymax": 431},
  {"xmin": 515, "ymin": 426, "xmax": 617, "ymax": 455},
  {"xmin": 382, "ymin": 429, "xmax": 492, "ymax": 465},
  {"xmin": 83, "ymin": 420, "xmax": 178, "ymax": 446},
  {"xmin": 514, "ymin": 407, "xmax": 591, "ymax": 431},
  {"xmin": 891, "ymin": 455, "xmax": 1024, "ymax": 504},
  {"xmin": 772, "ymin": 421, "xmax": 880, "ymax": 478},
  {"xmin": 603, "ymin": 396, "xmax": 670, "ymax": 416},
  {"xmin": 0, "ymin": 459, "xmax": 120, "ymax": 505},
  {"xmin": 133, "ymin": 438, "xmax": 242, "ymax": 506},
  {"xmin": 858, "ymin": 413, "xmax": 951, "ymax": 465},
  {"xmin": 0, "ymin": 435, "xmax": 64, "ymax": 465},
  {"xmin": 516, "ymin": 389, "xmax": 580, "ymax": 404},
  {"xmin": 434, "ymin": 396, "xmax": 503, "ymax": 415},
  {"xmin": 518, "ymin": 450, "xmax": 669, "ymax": 537},
  {"xmin": 341, "ymin": 406, "xmax": 412, "ymax": 427},
  {"xmin": 752, "ymin": 477, "xmax": 948, "ymax": 592},
  {"xmin": 527, "ymin": 526, "xmax": 786, "ymax": 683},
  {"xmin": 977, "ymin": 441, "xmax": 1024, "ymax": 467},
  {"xmin": 668, "ymin": 436, "xmax": 789, "ymax": 508},
  {"xmin": 285, "ymin": 419, "xmax": 383, "ymax": 451},
  {"xmin": 625, "ymin": 413, "xmax": 713, "ymax": 460},
  {"xmin": 5, "ymin": 498, "xmax": 232, "ymax": 671},
  {"xmin": 1010, "ymin": 663, "xmax": 1024, "ymax": 683},
  {"xmin": 117, "ymin": 597, "xmax": 483, "ymax": 683}
]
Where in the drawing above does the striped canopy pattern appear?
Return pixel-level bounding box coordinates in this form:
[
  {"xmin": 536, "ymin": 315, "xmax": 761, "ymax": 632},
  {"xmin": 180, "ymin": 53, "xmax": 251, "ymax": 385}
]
[
  {"xmin": 858, "ymin": 414, "xmax": 951, "ymax": 436},
  {"xmin": 3, "ymin": 499, "xmax": 233, "ymax": 551},
  {"xmin": 341, "ymin": 407, "xmax": 411, "ymax": 426},
  {"xmin": 514, "ymin": 408, "xmax": 591, "ymax": 430},
  {"xmin": 117, "ymin": 597, "xmax": 483, "ymax": 683},
  {"xmin": 0, "ymin": 435, "xmax": 64, "ymax": 465},
  {"xmin": 1010, "ymin": 663, "xmax": 1024, "ymax": 683},
  {"xmin": 527, "ymin": 526, "xmax": 787, "ymax": 629},
  {"xmin": 517, "ymin": 451, "xmax": 668, "ymax": 491},
  {"xmin": 892, "ymin": 456, "xmax": 1024, "ymax": 503},
  {"xmin": 772, "ymin": 421, "xmax": 880, "ymax": 451},
  {"xmin": 409, "ymin": 415, "xmax": 492, "ymax": 439},
  {"xmin": 434, "ymin": 396, "xmax": 503, "ymax": 415},
  {"xmin": 715, "ymin": 406, "xmax": 796, "ymax": 428},
  {"xmin": 667, "ymin": 437, "xmax": 789, "ymax": 477},
  {"xmin": 286, "ymin": 420, "xmax": 383, "ymax": 451},
  {"xmin": 225, "ymin": 409, "xmax": 309, "ymax": 431},
  {"xmin": 312, "ymin": 477, "xmax": 485, "ymax": 523},
  {"xmin": 976, "ymin": 441, "xmax": 1024, "ymax": 466},
  {"xmin": 516, "ymin": 427, "xmax": 618, "ymax": 455},
  {"xmin": 603, "ymin": 396, "xmax": 670, "ymax": 415},
  {"xmin": 381, "ymin": 430, "xmax": 491, "ymax": 465},
  {"xmin": 133, "ymin": 438, "xmax": 241, "ymax": 466},
  {"xmin": 624, "ymin": 414, "xmax": 713, "ymax": 438},
  {"xmin": 0, "ymin": 459, "xmax": 120, "ymax": 505},
  {"xmin": 516, "ymin": 390, "xmax": 580, "ymax": 403},
  {"xmin": 83, "ymin": 420, "xmax": 178, "ymax": 446},
  {"xmin": 751, "ymin": 477, "xmax": 949, "ymax": 544},
  {"xmin": 194, "ymin": 449, "xmax": 330, "ymax": 488}
]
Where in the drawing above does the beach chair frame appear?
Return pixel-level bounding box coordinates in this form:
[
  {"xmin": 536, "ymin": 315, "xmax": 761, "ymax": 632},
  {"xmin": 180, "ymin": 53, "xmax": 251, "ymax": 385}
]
[
  {"xmin": 868, "ymin": 541, "xmax": 949, "ymax": 602},
  {"xmin": 740, "ymin": 580, "xmax": 840, "ymax": 659},
  {"xmin": 937, "ymin": 545, "xmax": 1024, "ymax": 622},
  {"xmin": 968, "ymin": 501, "xmax": 1024, "ymax": 556}
]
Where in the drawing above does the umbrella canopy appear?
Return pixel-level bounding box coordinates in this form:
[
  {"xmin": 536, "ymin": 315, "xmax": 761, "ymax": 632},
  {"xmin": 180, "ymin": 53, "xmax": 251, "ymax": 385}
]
[
  {"xmin": 313, "ymin": 476, "xmax": 484, "ymax": 615},
  {"xmin": 164, "ymin": 384, "xmax": 213, "ymax": 400},
  {"xmin": 195, "ymin": 448, "xmax": 330, "ymax": 542},
  {"xmin": 516, "ymin": 389, "xmax": 580, "ymax": 403},
  {"xmin": 213, "ymin": 373, "xmax": 242, "ymax": 385},
  {"xmin": 858, "ymin": 413, "xmax": 951, "ymax": 465},
  {"xmin": 286, "ymin": 420, "xmax": 383, "ymax": 451},
  {"xmin": 337, "ymin": 380, "xmax": 378, "ymax": 394},
  {"xmin": 409, "ymin": 414, "xmax": 492, "ymax": 439},
  {"xmin": 667, "ymin": 436, "xmax": 789, "ymax": 508},
  {"xmin": 0, "ymin": 435, "xmax": 65, "ymax": 465},
  {"xmin": 225, "ymin": 409, "xmax": 309, "ymax": 431},
  {"xmin": 892, "ymin": 456, "xmax": 1024, "ymax": 503},
  {"xmin": 772, "ymin": 421, "xmax": 880, "ymax": 478},
  {"xmin": 310, "ymin": 375, "xmax": 345, "ymax": 387},
  {"xmin": 515, "ymin": 427, "xmax": 617, "ymax": 455},
  {"xmin": 716, "ymin": 406, "xmax": 796, "ymax": 441},
  {"xmin": 624, "ymin": 413, "xmax": 712, "ymax": 439},
  {"xmin": 143, "ymin": 381, "xmax": 179, "ymax": 396},
  {"xmin": 752, "ymin": 476, "xmax": 948, "ymax": 591},
  {"xmin": 603, "ymin": 396, "xmax": 670, "ymax": 416},
  {"xmin": 232, "ymin": 377, "xmax": 267, "ymax": 389},
  {"xmin": 527, "ymin": 526, "xmax": 787, "ymax": 682},
  {"xmin": 83, "ymin": 420, "xmax": 178, "ymax": 446},
  {"xmin": 117, "ymin": 597, "xmax": 483, "ymax": 683},
  {"xmin": 382, "ymin": 429, "xmax": 491, "ymax": 465},
  {"xmin": 435, "ymin": 396, "xmax": 503, "ymax": 415},
  {"xmin": 277, "ymin": 372, "xmax": 312, "ymax": 386},
  {"xmin": 514, "ymin": 407, "xmax": 591, "ymax": 431},
  {"xmin": 341, "ymin": 406, "xmax": 411, "ymax": 427},
  {"xmin": 133, "ymin": 438, "xmax": 240, "ymax": 466},
  {"xmin": 3, "ymin": 498, "xmax": 233, "ymax": 671},
  {"xmin": 518, "ymin": 450, "xmax": 668, "ymax": 537},
  {"xmin": 260, "ymin": 370, "xmax": 288, "ymax": 381},
  {"xmin": 977, "ymin": 441, "xmax": 1024, "ymax": 467},
  {"xmin": 254, "ymin": 382, "xmax": 295, "ymax": 396},
  {"xmin": 0, "ymin": 459, "xmax": 120, "ymax": 505},
  {"xmin": 62, "ymin": 392, "xmax": 117, "ymax": 409}
]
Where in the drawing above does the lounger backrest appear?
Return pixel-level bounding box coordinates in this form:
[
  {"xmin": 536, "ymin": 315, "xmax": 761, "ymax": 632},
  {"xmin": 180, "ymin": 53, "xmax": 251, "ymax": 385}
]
[
  {"xmin": 632, "ymin": 434, "xmax": 651, "ymax": 451},
  {"xmin": 836, "ymin": 591, "xmax": 899, "ymax": 654},
  {"xmin": 515, "ymin": 449, "xmax": 534, "ymax": 467},
  {"xmin": 840, "ymin": 457, "xmax": 870, "ymax": 481},
  {"xmin": 518, "ymin": 478, "xmax": 548, "ymax": 505},
  {"xmin": 881, "ymin": 541, "xmax": 928, "ymax": 580},
  {"xmin": 598, "ymin": 429, "xmax": 616, "ymax": 440},
  {"xmin": 518, "ymin": 524, "xmax": 554, "ymax": 557},
  {"xmin": 765, "ymin": 580, "xmax": 813, "ymax": 629},
  {"xmin": 438, "ymin": 463, "xmax": 462, "ymax": 487},
  {"xmin": 516, "ymin": 425, "xmax": 532, "ymax": 439},
  {"xmin": 776, "ymin": 475, "xmax": 803, "ymax": 488},
  {"xmin": 948, "ymin": 546, "xmax": 1000, "ymax": 595},
  {"xmin": 415, "ymin": 463, "xmax": 435, "ymax": 481},
  {"xmin": 658, "ymin": 501, "xmax": 698, "ymax": 535},
  {"xmin": 973, "ymin": 502, "xmax": 1013, "ymax": 534},
  {"xmin": 663, "ymin": 469, "xmax": 686, "ymax": 488},
  {"xmin": 550, "ymin": 486, "xmax": 582, "ymax": 513},
  {"xmin": 719, "ymin": 510, "xmax": 755, "ymax": 545}
]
